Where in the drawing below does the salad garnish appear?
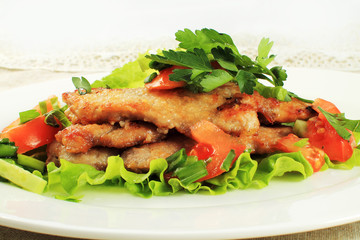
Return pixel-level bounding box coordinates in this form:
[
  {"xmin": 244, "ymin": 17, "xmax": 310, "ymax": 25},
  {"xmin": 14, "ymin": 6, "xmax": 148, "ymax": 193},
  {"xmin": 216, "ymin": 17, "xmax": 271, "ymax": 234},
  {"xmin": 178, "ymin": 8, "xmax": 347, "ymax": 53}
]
[
  {"xmin": 146, "ymin": 28, "xmax": 296, "ymax": 102},
  {"xmin": 0, "ymin": 28, "xmax": 359, "ymax": 201}
]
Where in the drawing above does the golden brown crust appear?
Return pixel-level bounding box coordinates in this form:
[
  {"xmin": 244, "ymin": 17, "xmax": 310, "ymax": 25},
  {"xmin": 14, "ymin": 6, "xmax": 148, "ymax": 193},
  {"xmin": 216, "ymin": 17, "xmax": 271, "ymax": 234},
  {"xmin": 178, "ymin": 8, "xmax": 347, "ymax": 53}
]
[{"xmin": 55, "ymin": 121, "xmax": 165, "ymax": 153}]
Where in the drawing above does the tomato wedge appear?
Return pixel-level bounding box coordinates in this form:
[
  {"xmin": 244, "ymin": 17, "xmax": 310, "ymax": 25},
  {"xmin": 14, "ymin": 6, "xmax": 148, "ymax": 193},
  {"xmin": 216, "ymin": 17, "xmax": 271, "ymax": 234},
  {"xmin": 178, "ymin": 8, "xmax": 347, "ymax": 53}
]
[
  {"xmin": 312, "ymin": 98, "xmax": 341, "ymax": 119},
  {"xmin": 306, "ymin": 98, "xmax": 355, "ymax": 162},
  {"xmin": 1, "ymin": 96, "xmax": 61, "ymax": 154},
  {"xmin": 1, "ymin": 116, "xmax": 61, "ymax": 154},
  {"xmin": 275, "ymin": 134, "xmax": 325, "ymax": 172},
  {"xmin": 306, "ymin": 117, "xmax": 355, "ymax": 162},
  {"xmin": 189, "ymin": 120, "xmax": 246, "ymax": 181},
  {"xmin": 2, "ymin": 96, "xmax": 57, "ymax": 133},
  {"xmin": 145, "ymin": 66, "xmax": 187, "ymax": 90}
]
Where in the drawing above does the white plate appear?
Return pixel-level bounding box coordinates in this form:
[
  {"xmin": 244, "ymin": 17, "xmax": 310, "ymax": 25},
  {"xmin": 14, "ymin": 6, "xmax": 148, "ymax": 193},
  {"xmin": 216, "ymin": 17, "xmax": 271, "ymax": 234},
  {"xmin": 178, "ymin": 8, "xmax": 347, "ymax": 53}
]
[{"xmin": 1, "ymin": 68, "xmax": 360, "ymax": 240}]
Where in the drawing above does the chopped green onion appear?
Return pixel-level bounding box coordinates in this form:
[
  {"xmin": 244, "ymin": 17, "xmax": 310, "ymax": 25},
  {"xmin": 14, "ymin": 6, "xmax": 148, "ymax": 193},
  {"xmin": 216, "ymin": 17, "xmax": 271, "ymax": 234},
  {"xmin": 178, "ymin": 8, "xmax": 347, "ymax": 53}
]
[
  {"xmin": 19, "ymin": 109, "xmax": 40, "ymax": 124},
  {"xmin": 144, "ymin": 72, "xmax": 158, "ymax": 83},
  {"xmin": 44, "ymin": 109, "xmax": 72, "ymax": 128},
  {"xmin": 166, "ymin": 148, "xmax": 187, "ymax": 172},
  {"xmin": 17, "ymin": 154, "xmax": 45, "ymax": 172},
  {"xmin": 0, "ymin": 159, "xmax": 47, "ymax": 194},
  {"xmin": 220, "ymin": 149, "xmax": 236, "ymax": 171},
  {"xmin": 50, "ymin": 96, "xmax": 60, "ymax": 110},
  {"xmin": 0, "ymin": 138, "xmax": 14, "ymax": 145},
  {"xmin": 72, "ymin": 76, "xmax": 91, "ymax": 95},
  {"xmin": 173, "ymin": 161, "xmax": 208, "ymax": 185},
  {"xmin": 0, "ymin": 143, "xmax": 18, "ymax": 158},
  {"xmin": 38, "ymin": 100, "xmax": 48, "ymax": 114}
]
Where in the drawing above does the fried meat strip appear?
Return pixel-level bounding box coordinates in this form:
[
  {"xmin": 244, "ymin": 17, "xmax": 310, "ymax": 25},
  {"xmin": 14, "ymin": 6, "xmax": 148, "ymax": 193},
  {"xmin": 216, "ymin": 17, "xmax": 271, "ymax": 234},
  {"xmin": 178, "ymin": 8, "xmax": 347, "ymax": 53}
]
[
  {"xmin": 63, "ymin": 84, "xmax": 259, "ymax": 136},
  {"xmin": 46, "ymin": 141, "xmax": 119, "ymax": 171},
  {"xmin": 63, "ymin": 83, "xmax": 313, "ymax": 136},
  {"xmin": 240, "ymin": 126, "xmax": 293, "ymax": 154},
  {"xmin": 123, "ymin": 126, "xmax": 292, "ymax": 172},
  {"xmin": 55, "ymin": 121, "xmax": 165, "ymax": 153},
  {"xmin": 46, "ymin": 126, "xmax": 292, "ymax": 172},
  {"xmin": 121, "ymin": 135, "xmax": 196, "ymax": 172},
  {"xmin": 241, "ymin": 91, "xmax": 314, "ymax": 124}
]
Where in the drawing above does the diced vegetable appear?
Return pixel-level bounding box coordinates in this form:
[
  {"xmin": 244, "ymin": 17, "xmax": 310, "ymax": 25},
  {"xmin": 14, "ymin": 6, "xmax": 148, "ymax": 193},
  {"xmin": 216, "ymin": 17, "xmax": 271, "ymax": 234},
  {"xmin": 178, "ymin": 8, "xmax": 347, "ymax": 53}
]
[
  {"xmin": 1, "ymin": 115, "xmax": 61, "ymax": 154},
  {"xmin": 145, "ymin": 66, "xmax": 187, "ymax": 90},
  {"xmin": 307, "ymin": 117, "xmax": 354, "ymax": 162},
  {"xmin": 2, "ymin": 96, "xmax": 58, "ymax": 133},
  {"xmin": 275, "ymin": 134, "xmax": 325, "ymax": 172},
  {"xmin": 306, "ymin": 99, "xmax": 356, "ymax": 162},
  {"xmin": 0, "ymin": 159, "xmax": 47, "ymax": 194},
  {"xmin": 17, "ymin": 154, "xmax": 45, "ymax": 172},
  {"xmin": 293, "ymin": 120, "xmax": 307, "ymax": 138},
  {"xmin": 0, "ymin": 142, "xmax": 17, "ymax": 158},
  {"xmin": 189, "ymin": 120, "xmax": 246, "ymax": 181},
  {"xmin": 1, "ymin": 96, "xmax": 63, "ymax": 154}
]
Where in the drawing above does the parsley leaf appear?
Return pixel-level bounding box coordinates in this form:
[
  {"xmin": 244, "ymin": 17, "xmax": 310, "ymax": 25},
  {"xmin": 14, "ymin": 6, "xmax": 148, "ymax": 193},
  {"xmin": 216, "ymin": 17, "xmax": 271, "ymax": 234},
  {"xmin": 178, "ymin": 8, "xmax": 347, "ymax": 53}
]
[
  {"xmin": 234, "ymin": 70, "xmax": 257, "ymax": 95},
  {"xmin": 211, "ymin": 47, "xmax": 238, "ymax": 72},
  {"xmin": 145, "ymin": 28, "xmax": 311, "ymax": 102},
  {"xmin": 256, "ymin": 38, "xmax": 275, "ymax": 68},
  {"xmin": 147, "ymin": 49, "xmax": 213, "ymax": 71},
  {"xmin": 200, "ymin": 69, "xmax": 234, "ymax": 92},
  {"xmin": 175, "ymin": 28, "xmax": 239, "ymax": 55},
  {"xmin": 318, "ymin": 107, "xmax": 360, "ymax": 140}
]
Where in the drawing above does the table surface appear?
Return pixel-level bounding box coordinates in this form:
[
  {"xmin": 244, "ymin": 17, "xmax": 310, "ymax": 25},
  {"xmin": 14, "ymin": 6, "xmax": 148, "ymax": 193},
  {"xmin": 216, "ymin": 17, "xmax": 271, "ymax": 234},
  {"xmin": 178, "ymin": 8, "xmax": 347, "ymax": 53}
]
[{"xmin": 1, "ymin": 68, "xmax": 360, "ymax": 240}]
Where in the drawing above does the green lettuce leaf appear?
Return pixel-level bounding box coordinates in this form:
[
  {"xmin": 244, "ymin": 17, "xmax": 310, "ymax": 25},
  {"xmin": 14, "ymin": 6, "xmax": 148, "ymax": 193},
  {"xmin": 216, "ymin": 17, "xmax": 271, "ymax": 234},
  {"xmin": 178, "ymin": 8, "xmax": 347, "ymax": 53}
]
[
  {"xmin": 44, "ymin": 148, "xmax": 360, "ymax": 201},
  {"xmin": 91, "ymin": 53, "xmax": 153, "ymax": 89},
  {"xmin": 325, "ymin": 148, "xmax": 360, "ymax": 170}
]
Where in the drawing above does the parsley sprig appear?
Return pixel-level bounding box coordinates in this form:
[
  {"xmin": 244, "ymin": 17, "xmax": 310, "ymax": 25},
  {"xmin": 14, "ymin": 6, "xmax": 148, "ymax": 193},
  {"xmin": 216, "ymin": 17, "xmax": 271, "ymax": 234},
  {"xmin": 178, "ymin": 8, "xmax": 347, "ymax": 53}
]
[
  {"xmin": 318, "ymin": 107, "xmax": 360, "ymax": 140},
  {"xmin": 146, "ymin": 28, "xmax": 301, "ymax": 101}
]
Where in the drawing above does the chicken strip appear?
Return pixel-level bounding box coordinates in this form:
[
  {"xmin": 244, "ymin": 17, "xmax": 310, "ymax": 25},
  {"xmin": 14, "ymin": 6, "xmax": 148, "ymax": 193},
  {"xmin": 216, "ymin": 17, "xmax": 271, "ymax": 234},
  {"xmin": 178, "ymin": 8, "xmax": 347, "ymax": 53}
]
[
  {"xmin": 63, "ymin": 83, "xmax": 313, "ymax": 136},
  {"xmin": 240, "ymin": 126, "xmax": 293, "ymax": 154},
  {"xmin": 240, "ymin": 91, "xmax": 315, "ymax": 124},
  {"xmin": 46, "ymin": 141, "xmax": 119, "ymax": 171},
  {"xmin": 121, "ymin": 135, "xmax": 196, "ymax": 172},
  {"xmin": 63, "ymin": 84, "xmax": 259, "ymax": 136},
  {"xmin": 55, "ymin": 121, "xmax": 165, "ymax": 153},
  {"xmin": 46, "ymin": 125, "xmax": 292, "ymax": 172}
]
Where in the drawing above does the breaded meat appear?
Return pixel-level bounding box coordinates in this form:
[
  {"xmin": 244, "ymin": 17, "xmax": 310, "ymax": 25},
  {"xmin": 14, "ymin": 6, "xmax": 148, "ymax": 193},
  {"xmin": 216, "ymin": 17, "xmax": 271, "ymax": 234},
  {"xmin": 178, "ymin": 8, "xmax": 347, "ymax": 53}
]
[
  {"xmin": 46, "ymin": 141, "xmax": 119, "ymax": 171},
  {"xmin": 55, "ymin": 121, "xmax": 165, "ymax": 153},
  {"xmin": 47, "ymin": 127, "xmax": 291, "ymax": 172},
  {"xmin": 63, "ymin": 83, "xmax": 313, "ymax": 136}
]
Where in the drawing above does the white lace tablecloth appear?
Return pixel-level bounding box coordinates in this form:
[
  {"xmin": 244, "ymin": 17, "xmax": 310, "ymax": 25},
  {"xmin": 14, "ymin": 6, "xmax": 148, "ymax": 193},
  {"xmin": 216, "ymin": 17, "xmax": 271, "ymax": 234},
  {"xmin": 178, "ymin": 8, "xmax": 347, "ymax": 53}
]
[{"xmin": 1, "ymin": 0, "xmax": 360, "ymax": 239}]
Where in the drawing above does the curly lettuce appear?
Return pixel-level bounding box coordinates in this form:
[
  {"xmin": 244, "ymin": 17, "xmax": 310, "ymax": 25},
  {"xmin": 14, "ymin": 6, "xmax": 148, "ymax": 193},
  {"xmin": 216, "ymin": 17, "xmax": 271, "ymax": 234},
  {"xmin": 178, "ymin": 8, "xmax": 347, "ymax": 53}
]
[{"xmin": 44, "ymin": 148, "xmax": 360, "ymax": 200}]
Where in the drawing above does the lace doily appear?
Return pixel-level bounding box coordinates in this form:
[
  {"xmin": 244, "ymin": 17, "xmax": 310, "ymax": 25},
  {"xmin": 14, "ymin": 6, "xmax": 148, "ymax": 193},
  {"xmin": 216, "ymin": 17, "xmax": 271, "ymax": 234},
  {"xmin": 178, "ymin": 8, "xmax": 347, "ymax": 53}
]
[{"xmin": 1, "ymin": 35, "xmax": 359, "ymax": 73}]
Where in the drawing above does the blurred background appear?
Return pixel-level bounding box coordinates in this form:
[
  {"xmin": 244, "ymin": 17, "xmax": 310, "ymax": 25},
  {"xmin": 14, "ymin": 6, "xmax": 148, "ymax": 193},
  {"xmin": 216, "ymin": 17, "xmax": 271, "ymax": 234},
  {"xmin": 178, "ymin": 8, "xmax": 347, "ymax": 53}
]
[{"xmin": 0, "ymin": 0, "xmax": 359, "ymax": 75}]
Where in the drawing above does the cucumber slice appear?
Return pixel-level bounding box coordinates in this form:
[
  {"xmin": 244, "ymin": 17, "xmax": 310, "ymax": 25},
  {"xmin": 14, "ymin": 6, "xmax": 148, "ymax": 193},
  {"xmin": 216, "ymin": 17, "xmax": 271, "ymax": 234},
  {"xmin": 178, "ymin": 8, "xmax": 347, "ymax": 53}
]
[
  {"xmin": 17, "ymin": 154, "xmax": 45, "ymax": 172},
  {"xmin": 293, "ymin": 120, "xmax": 308, "ymax": 138},
  {"xmin": 0, "ymin": 159, "xmax": 47, "ymax": 194}
]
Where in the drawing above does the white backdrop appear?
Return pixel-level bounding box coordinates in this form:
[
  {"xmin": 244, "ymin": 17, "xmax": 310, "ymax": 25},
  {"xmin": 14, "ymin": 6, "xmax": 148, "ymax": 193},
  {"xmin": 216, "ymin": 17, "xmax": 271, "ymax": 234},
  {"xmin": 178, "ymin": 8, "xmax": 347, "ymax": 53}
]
[{"xmin": 0, "ymin": 0, "xmax": 359, "ymax": 71}]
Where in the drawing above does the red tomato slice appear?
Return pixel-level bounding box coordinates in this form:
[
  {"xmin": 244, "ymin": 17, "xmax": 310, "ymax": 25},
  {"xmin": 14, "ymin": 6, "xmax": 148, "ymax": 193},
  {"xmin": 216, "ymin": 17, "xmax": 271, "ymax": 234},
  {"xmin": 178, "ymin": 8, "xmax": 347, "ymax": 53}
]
[
  {"xmin": 188, "ymin": 143, "xmax": 215, "ymax": 160},
  {"xmin": 189, "ymin": 120, "xmax": 246, "ymax": 181},
  {"xmin": 275, "ymin": 133, "xmax": 325, "ymax": 172},
  {"xmin": 1, "ymin": 115, "xmax": 61, "ymax": 154},
  {"xmin": 307, "ymin": 98, "xmax": 355, "ymax": 162},
  {"xmin": 1, "ymin": 96, "xmax": 61, "ymax": 154},
  {"xmin": 312, "ymin": 98, "xmax": 341, "ymax": 121},
  {"xmin": 145, "ymin": 66, "xmax": 187, "ymax": 90},
  {"xmin": 2, "ymin": 95, "xmax": 58, "ymax": 133},
  {"xmin": 307, "ymin": 117, "xmax": 354, "ymax": 162}
]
